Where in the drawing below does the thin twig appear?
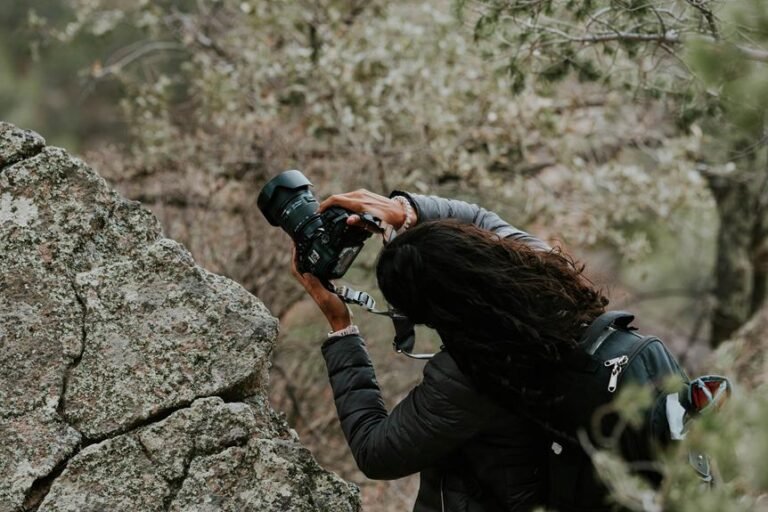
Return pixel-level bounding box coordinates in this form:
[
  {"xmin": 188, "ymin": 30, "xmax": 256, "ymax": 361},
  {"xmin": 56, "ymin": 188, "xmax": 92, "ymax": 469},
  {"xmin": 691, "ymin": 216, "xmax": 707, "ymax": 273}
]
[
  {"xmin": 524, "ymin": 21, "xmax": 768, "ymax": 63},
  {"xmin": 685, "ymin": 0, "xmax": 719, "ymax": 39},
  {"xmin": 91, "ymin": 41, "xmax": 187, "ymax": 79}
]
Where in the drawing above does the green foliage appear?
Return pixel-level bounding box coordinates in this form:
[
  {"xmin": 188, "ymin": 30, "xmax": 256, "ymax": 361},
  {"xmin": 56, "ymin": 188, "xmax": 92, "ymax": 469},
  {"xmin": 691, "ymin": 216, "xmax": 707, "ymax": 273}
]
[
  {"xmin": 15, "ymin": 1, "xmax": 721, "ymax": 274},
  {"xmin": 596, "ymin": 381, "xmax": 768, "ymax": 511},
  {"xmin": 686, "ymin": 1, "xmax": 768, "ymax": 137},
  {"xmin": 729, "ymin": 0, "xmax": 768, "ymax": 37},
  {"xmin": 453, "ymin": 0, "xmax": 714, "ymax": 89},
  {"xmin": 0, "ymin": 0, "xmax": 148, "ymax": 150},
  {"xmin": 591, "ymin": 448, "xmax": 660, "ymax": 511},
  {"xmin": 613, "ymin": 383, "xmax": 654, "ymax": 429},
  {"xmin": 474, "ymin": 11, "xmax": 499, "ymax": 42},
  {"xmin": 455, "ymin": 0, "xmax": 768, "ymax": 169},
  {"xmin": 665, "ymin": 389, "xmax": 768, "ymax": 511}
]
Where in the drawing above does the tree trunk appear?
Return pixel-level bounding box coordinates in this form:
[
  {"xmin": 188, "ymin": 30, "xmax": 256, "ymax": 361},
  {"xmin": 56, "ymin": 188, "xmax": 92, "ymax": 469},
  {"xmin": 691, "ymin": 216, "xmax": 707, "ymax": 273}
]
[{"xmin": 707, "ymin": 157, "xmax": 768, "ymax": 346}]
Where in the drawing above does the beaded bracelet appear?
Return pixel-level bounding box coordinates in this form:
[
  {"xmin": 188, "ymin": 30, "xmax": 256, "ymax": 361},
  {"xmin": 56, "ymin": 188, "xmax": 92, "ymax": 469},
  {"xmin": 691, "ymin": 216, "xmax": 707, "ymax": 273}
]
[
  {"xmin": 393, "ymin": 195, "xmax": 413, "ymax": 234},
  {"xmin": 327, "ymin": 324, "xmax": 360, "ymax": 339}
]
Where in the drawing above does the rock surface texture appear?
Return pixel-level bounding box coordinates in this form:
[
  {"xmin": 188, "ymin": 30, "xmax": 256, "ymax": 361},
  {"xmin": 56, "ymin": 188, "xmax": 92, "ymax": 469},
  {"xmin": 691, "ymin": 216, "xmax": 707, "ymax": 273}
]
[
  {"xmin": 712, "ymin": 304, "xmax": 768, "ymax": 390},
  {"xmin": 0, "ymin": 122, "xmax": 360, "ymax": 512}
]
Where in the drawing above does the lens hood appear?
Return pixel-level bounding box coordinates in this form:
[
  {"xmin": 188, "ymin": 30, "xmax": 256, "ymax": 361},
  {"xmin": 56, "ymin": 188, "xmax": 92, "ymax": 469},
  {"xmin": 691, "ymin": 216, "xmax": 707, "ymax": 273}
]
[{"xmin": 257, "ymin": 170, "xmax": 314, "ymax": 226}]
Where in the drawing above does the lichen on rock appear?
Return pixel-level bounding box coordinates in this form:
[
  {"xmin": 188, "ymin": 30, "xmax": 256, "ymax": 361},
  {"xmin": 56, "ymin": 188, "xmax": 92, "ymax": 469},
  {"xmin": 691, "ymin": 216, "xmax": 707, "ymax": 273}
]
[
  {"xmin": 0, "ymin": 122, "xmax": 360, "ymax": 512},
  {"xmin": 0, "ymin": 123, "xmax": 44, "ymax": 169}
]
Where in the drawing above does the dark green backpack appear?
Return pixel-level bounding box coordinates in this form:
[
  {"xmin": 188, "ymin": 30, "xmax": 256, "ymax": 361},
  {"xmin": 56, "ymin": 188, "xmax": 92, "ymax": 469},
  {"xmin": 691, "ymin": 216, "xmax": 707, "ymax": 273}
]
[{"xmin": 544, "ymin": 311, "xmax": 730, "ymax": 511}]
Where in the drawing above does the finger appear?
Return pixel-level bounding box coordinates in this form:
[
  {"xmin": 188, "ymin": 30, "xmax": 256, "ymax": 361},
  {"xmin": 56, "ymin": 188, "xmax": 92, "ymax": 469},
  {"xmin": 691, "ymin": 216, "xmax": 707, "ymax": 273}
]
[
  {"xmin": 357, "ymin": 220, "xmax": 384, "ymax": 235},
  {"xmin": 319, "ymin": 192, "xmax": 362, "ymax": 213},
  {"xmin": 347, "ymin": 214, "xmax": 380, "ymax": 233},
  {"xmin": 319, "ymin": 195, "xmax": 348, "ymax": 212},
  {"xmin": 290, "ymin": 247, "xmax": 302, "ymax": 277}
]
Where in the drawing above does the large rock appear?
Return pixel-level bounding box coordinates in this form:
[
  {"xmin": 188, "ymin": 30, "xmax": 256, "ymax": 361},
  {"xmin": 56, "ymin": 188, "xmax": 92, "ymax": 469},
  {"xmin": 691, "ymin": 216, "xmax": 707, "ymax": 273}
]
[
  {"xmin": 711, "ymin": 304, "xmax": 768, "ymax": 390},
  {"xmin": 0, "ymin": 122, "xmax": 359, "ymax": 512}
]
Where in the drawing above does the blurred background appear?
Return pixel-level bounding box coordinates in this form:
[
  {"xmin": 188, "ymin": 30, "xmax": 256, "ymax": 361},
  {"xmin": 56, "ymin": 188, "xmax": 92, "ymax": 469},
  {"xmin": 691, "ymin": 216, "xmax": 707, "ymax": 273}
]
[{"xmin": 2, "ymin": 1, "xmax": 767, "ymax": 509}]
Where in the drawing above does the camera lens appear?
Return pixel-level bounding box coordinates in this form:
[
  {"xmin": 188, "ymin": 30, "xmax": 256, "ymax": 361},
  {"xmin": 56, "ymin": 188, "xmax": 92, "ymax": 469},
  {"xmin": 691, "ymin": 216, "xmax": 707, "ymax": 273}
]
[
  {"xmin": 257, "ymin": 170, "xmax": 320, "ymax": 237},
  {"xmin": 258, "ymin": 169, "xmax": 372, "ymax": 281}
]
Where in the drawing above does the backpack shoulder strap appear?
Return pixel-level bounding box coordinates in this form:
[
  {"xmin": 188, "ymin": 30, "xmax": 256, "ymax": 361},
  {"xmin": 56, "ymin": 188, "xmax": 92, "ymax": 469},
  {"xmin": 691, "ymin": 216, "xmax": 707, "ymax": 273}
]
[{"xmin": 579, "ymin": 311, "xmax": 636, "ymax": 355}]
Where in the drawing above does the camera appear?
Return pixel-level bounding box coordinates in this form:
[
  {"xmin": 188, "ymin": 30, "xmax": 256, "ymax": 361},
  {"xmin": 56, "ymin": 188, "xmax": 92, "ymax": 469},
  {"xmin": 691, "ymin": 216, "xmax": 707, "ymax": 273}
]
[
  {"xmin": 257, "ymin": 170, "xmax": 378, "ymax": 282},
  {"xmin": 258, "ymin": 170, "xmax": 429, "ymax": 359}
]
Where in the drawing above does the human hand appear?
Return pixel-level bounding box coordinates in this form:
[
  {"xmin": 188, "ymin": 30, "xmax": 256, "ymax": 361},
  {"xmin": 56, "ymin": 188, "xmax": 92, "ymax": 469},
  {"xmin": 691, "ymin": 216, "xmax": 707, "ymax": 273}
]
[
  {"xmin": 290, "ymin": 247, "xmax": 352, "ymax": 332},
  {"xmin": 318, "ymin": 189, "xmax": 418, "ymax": 234}
]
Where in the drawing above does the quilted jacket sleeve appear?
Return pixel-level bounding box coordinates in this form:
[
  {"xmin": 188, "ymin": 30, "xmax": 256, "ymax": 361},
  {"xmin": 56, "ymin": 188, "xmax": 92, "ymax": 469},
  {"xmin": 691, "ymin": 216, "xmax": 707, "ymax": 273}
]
[
  {"xmin": 321, "ymin": 334, "xmax": 506, "ymax": 480},
  {"xmin": 390, "ymin": 190, "xmax": 550, "ymax": 251}
]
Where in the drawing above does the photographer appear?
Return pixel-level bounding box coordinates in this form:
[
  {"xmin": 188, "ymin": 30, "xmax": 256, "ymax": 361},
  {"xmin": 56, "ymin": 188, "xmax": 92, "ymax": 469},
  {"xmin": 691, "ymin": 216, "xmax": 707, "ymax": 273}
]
[{"xmin": 290, "ymin": 190, "xmax": 608, "ymax": 512}]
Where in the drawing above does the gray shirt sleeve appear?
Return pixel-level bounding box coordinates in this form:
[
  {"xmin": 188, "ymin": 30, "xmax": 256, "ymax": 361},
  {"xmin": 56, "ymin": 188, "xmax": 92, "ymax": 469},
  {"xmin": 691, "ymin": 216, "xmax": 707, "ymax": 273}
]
[{"xmin": 390, "ymin": 191, "xmax": 550, "ymax": 251}]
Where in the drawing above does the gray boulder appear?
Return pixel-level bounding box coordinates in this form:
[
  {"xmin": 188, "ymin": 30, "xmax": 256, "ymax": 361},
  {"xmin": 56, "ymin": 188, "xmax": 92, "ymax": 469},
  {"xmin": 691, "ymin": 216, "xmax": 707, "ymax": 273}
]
[{"xmin": 0, "ymin": 122, "xmax": 359, "ymax": 512}]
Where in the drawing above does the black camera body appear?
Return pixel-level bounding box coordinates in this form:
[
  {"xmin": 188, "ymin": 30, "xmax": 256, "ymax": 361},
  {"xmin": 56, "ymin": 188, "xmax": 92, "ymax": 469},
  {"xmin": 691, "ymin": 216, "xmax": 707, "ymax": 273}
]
[
  {"xmin": 257, "ymin": 170, "xmax": 375, "ymax": 281},
  {"xmin": 258, "ymin": 170, "xmax": 427, "ymax": 359}
]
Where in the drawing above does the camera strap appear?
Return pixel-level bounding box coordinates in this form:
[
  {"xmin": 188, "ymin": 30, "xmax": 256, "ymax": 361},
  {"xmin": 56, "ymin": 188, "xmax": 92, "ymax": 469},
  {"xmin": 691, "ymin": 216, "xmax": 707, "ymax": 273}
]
[
  {"xmin": 334, "ymin": 285, "xmax": 378, "ymax": 312},
  {"xmin": 333, "ymin": 284, "xmax": 435, "ymax": 360}
]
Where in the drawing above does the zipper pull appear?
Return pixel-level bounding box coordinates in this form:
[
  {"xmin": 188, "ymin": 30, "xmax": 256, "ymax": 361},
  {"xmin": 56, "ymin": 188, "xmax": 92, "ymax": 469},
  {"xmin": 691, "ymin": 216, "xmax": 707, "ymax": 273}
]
[{"xmin": 604, "ymin": 355, "xmax": 629, "ymax": 393}]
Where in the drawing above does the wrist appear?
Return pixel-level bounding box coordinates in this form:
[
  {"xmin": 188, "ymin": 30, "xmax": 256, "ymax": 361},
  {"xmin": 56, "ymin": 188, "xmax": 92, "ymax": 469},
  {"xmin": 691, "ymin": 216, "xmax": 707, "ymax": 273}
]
[
  {"xmin": 389, "ymin": 191, "xmax": 419, "ymax": 228},
  {"xmin": 392, "ymin": 195, "xmax": 414, "ymax": 232},
  {"xmin": 301, "ymin": 280, "xmax": 352, "ymax": 331},
  {"xmin": 328, "ymin": 317, "xmax": 352, "ymax": 332},
  {"xmin": 326, "ymin": 308, "xmax": 352, "ymax": 331}
]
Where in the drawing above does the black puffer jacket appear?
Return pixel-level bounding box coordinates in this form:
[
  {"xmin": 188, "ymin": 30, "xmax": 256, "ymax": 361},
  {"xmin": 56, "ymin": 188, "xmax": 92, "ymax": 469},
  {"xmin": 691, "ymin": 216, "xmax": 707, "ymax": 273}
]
[{"xmin": 321, "ymin": 193, "xmax": 550, "ymax": 512}]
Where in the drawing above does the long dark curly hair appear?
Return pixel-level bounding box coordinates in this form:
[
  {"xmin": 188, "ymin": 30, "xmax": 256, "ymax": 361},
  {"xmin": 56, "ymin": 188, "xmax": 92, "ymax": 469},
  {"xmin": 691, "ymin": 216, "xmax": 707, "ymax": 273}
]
[{"xmin": 376, "ymin": 219, "xmax": 609, "ymax": 407}]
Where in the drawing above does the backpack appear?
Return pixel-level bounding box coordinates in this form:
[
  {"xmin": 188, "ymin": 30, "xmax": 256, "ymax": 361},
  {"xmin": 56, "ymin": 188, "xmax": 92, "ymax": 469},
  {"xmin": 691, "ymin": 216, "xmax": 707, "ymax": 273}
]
[{"xmin": 543, "ymin": 311, "xmax": 731, "ymax": 511}]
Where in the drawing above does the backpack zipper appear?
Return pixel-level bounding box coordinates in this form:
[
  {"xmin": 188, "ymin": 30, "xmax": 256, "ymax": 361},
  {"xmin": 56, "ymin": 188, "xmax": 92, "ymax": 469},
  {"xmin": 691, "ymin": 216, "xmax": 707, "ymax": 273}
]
[
  {"xmin": 604, "ymin": 355, "xmax": 629, "ymax": 393},
  {"xmin": 602, "ymin": 336, "xmax": 658, "ymax": 393}
]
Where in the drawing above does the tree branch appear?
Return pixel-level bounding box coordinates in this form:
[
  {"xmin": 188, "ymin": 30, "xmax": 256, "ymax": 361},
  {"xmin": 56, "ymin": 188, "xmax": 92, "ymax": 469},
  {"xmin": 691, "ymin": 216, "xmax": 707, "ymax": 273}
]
[
  {"xmin": 526, "ymin": 21, "xmax": 768, "ymax": 63},
  {"xmin": 92, "ymin": 41, "xmax": 186, "ymax": 79},
  {"xmin": 685, "ymin": 0, "xmax": 719, "ymax": 39},
  {"xmin": 735, "ymin": 44, "xmax": 768, "ymax": 63}
]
